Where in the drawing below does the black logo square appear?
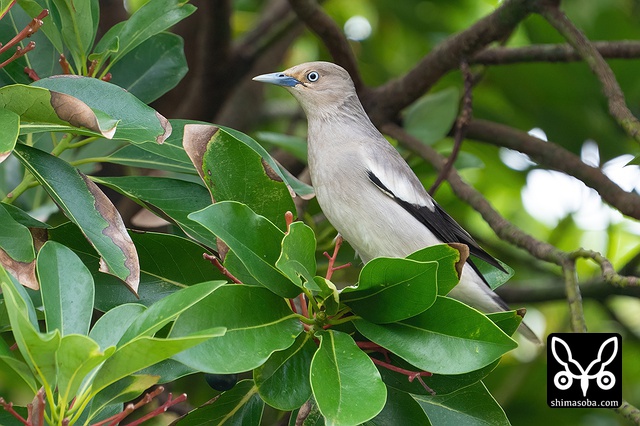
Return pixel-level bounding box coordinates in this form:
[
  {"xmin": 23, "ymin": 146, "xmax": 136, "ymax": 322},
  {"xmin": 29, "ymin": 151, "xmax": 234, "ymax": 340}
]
[{"xmin": 547, "ymin": 333, "xmax": 622, "ymax": 408}]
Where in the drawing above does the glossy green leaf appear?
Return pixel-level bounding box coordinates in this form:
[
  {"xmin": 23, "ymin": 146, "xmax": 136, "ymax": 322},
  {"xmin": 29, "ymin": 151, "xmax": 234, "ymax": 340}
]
[
  {"xmin": 109, "ymin": 32, "xmax": 188, "ymax": 103},
  {"xmin": 189, "ymin": 201, "xmax": 300, "ymax": 298},
  {"xmin": 92, "ymin": 0, "xmax": 196, "ymax": 74},
  {"xmin": 0, "ymin": 84, "xmax": 117, "ymax": 138},
  {"xmin": 14, "ymin": 145, "xmax": 140, "ymax": 294},
  {"xmin": 354, "ymin": 296, "xmax": 517, "ymax": 374},
  {"xmin": 310, "ymin": 330, "xmax": 386, "ymax": 425},
  {"xmin": 32, "ymin": 76, "xmax": 171, "ymax": 143},
  {"xmin": 414, "ymin": 381, "xmax": 510, "ymax": 425},
  {"xmin": 174, "ymin": 379, "xmax": 264, "ymax": 426},
  {"xmin": 0, "ymin": 108, "xmax": 18, "ymax": 162},
  {"xmin": 341, "ymin": 257, "xmax": 438, "ymax": 324},
  {"xmin": 0, "ymin": 203, "xmax": 35, "ymax": 263},
  {"xmin": 0, "ymin": 356, "xmax": 38, "ymax": 393},
  {"xmin": 91, "ymin": 328, "xmax": 226, "ymax": 395},
  {"xmin": 254, "ymin": 332, "xmax": 315, "ymax": 411},
  {"xmin": 89, "ymin": 303, "xmax": 147, "ymax": 351},
  {"xmin": 0, "ymin": 277, "xmax": 60, "ymax": 388},
  {"xmin": 472, "ymin": 257, "xmax": 515, "ymax": 291},
  {"xmin": 406, "ymin": 244, "xmax": 464, "ymax": 296},
  {"xmin": 48, "ymin": 224, "xmax": 223, "ymax": 309},
  {"xmin": 365, "ymin": 386, "xmax": 431, "ymax": 426},
  {"xmin": 183, "ymin": 125, "xmax": 296, "ymax": 230},
  {"xmin": 37, "ymin": 241, "xmax": 94, "ymax": 335},
  {"xmin": 486, "ymin": 310, "xmax": 523, "ymax": 337},
  {"xmin": 276, "ymin": 221, "xmax": 317, "ymax": 287},
  {"xmin": 94, "ymin": 175, "xmax": 217, "ymax": 248},
  {"xmin": 132, "ymin": 119, "xmax": 195, "ymax": 165},
  {"xmin": 119, "ymin": 281, "xmax": 226, "ymax": 344},
  {"xmin": 404, "ymin": 87, "xmax": 459, "ymax": 145},
  {"xmin": 256, "ymin": 131, "xmax": 308, "ymax": 162},
  {"xmin": 171, "ymin": 285, "xmax": 303, "ymax": 374},
  {"xmin": 50, "ymin": 0, "xmax": 98, "ymax": 71},
  {"xmin": 56, "ymin": 334, "xmax": 115, "ymax": 405}
]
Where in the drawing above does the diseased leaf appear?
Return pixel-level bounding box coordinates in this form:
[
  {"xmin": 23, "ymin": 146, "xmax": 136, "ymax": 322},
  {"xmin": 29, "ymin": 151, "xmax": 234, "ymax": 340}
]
[
  {"xmin": 32, "ymin": 76, "xmax": 171, "ymax": 143},
  {"xmin": 183, "ymin": 124, "xmax": 296, "ymax": 230},
  {"xmin": 0, "ymin": 85, "xmax": 117, "ymax": 138},
  {"xmin": 0, "ymin": 203, "xmax": 37, "ymax": 289},
  {"xmin": 14, "ymin": 144, "xmax": 140, "ymax": 294}
]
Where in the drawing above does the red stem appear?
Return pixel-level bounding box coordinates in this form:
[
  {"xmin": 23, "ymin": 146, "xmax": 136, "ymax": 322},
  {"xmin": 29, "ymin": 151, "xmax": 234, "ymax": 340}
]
[
  {"xmin": 323, "ymin": 235, "xmax": 351, "ymax": 280},
  {"xmin": 203, "ymin": 253, "xmax": 242, "ymax": 284},
  {"xmin": 0, "ymin": 398, "xmax": 29, "ymax": 426}
]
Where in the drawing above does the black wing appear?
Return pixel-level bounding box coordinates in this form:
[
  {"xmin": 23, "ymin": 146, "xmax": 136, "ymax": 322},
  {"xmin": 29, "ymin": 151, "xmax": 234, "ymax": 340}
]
[{"xmin": 367, "ymin": 170, "xmax": 506, "ymax": 278}]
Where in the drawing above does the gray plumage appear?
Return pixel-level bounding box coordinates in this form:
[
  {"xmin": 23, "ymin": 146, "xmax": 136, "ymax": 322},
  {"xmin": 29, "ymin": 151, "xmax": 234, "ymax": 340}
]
[{"xmin": 254, "ymin": 61, "xmax": 538, "ymax": 342}]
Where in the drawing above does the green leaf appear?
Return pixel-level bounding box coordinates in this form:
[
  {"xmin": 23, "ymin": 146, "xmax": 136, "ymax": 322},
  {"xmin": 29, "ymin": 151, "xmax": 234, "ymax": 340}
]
[
  {"xmin": 472, "ymin": 257, "xmax": 515, "ymax": 291},
  {"xmin": 254, "ymin": 332, "xmax": 315, "ymax": 411},
  {"xmin": 108, "ymin": 32, "xmax": 188, "ymax": 103},
  {"xmin": 119, "ymin": 281, "xmax": 226, "ymax": 344},
  {"xmin": 0, "ymin": 84, "xmax": 117, "ymax": 138},
  {"xmin": 37, "ymin": 241, "xmax": 94, "ymax": 335},
  {"xmin": 14, "ymin": 145, "xmax": 140, "ymax": 294},
  {"xmin": 341, "ymin": 257, "xmax": 438, "ymax": 324},
  {"xmin": 188, "ymin": 201, "xmax": 300, "ymax": 298},
  {"xmin": 56, "ymin": 334, "xmax": 115, "ymax": 405},
  {"xmin": 183, "ymin": 125, "xmax": 296, "ymax": 230},
  {"xmin": 171, "ymin": 284, "xmax": 303, "ymax": 374},
  {"xmin": 406, "ymin": 244, "xmax": 464, "ymax": 296},
  {"xmin": 414, "ymin": 381, "xmax": 511, "ymax": 425},
  {"xmin": 365, "ymin": 386, "xmax": 431, "ymax": 426},
  {"xmin": 276, "ymin": 221, "xmax": 317, "ymax": 287},
  {"xmin": 354, "ymin": 296, "xmax": 517, "ymax": 375},
  {"xmin": 486, "ymin": 310, "xmax": 523, "ymax": 337},
  {"xmin": 32, "ymin": 76, "xmax": 171, "ymax": 143},
  {"xmin": 106, "ymin": 144, "xmax": 195, "ymax": 174},
  {"xmin": 89, "ymin": 303, "xmax": 147, "ymax": 351},
  {"xmin": 310, "ymin": 330, "xmax": 386, "ymax": 426},
  {"xmin": 174, "ymin": 379, "xmax": 264, "ymax": 426},
  {"xmin": 94, "ymin": 176, "xmax": 217, "ymax": 248},
  {"xmin": 0, "ymin": 277, "xmax": 60, "ymax": 388},
  {"xmin": 0, "ymin": 108, "xmax": 19, "ymax": 162},
  {"xmin": 92, "ymin": 0, "xmax": 196, "ymax": 73},
  {"xmin": 50, "ymin": 0, "xmax": 98, "ymax": 71},
  {"xmin": 404, "ymin": 87, "xmax": 459, "ymax": 145},
  {"xmin": 0, "ymin": 356, "xmax": 38, "ymax": 393},
  {"xmin": 91, "ymin": 329, "xmax": 226, "ymax": 395},
  {"xmin": 0, "ymin": 203, "xmax": 35, "ymax": 263}
]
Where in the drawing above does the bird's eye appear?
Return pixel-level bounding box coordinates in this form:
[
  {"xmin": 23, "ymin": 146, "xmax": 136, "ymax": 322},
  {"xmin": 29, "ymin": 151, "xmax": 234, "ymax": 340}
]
[{"xmin": 306, "ymin": 71, "xmax": 320, "ymax": 82}]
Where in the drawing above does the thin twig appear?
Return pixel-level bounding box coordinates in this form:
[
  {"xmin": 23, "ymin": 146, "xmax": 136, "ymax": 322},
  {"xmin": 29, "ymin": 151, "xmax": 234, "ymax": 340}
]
[
  {"xmin": 203, "ymin": 253, "xmax": 242, "ymax": 284},
  {"xmin": 323, "ymin": 235, "xmax": 351, "ymax": 281},
  {"xmin": 0, "ymin": 397, "xmax": 29, "ymax": 426}
]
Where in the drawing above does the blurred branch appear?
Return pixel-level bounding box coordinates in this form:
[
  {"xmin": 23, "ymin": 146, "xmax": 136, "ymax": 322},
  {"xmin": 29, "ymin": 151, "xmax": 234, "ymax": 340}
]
[
  {"xmin": 369, "ymin": 0, "xmax": 534, "ymax": 124},
  {"xmin": 465, "ymin": 119, "xmax": 640, "ymax": 220},
  {"xmin": 286, "ymin": 0, "xmax": 363, "ymax": 91},
  {"xmin": 497, "ymin": 279, "xmax": 640, "ymax": 303},
  {"xmin": 471, "ymin": 41, "xmax": 640, "ymax": 65},
  {"xmin": 538, "ymin": 2, "xmax": 640, "ymax": 144},
  {"xmin": 614, "ymin": 400, "xmax": 640, "ymax": 425},
  {"xmin": 561, "ymin": 258, "xmax": 587, "ymax": 332}
]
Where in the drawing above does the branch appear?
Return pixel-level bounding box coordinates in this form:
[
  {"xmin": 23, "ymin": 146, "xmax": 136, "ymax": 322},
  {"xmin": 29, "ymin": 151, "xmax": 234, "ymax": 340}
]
[
  {"xmin": 465, "ymin": 119, "xmax": 640, "ymax": 220},
  {"xmin": 471, "ymin": 41, "xmax": 640, "ymax": 65},
  {"xmin": 369, "ymin": 0, "xmax": 535, "ymax": 124},
  {"xmin": 497, "ymin": 279, "xmax": 640, "ymax": 304},
  {"xmin": 286, "ymin": 0, "xmax": 363, "ymax": 90},
  {"xmin": 538, "ymin": 3, "xmax": 640, "ymax": 143}
]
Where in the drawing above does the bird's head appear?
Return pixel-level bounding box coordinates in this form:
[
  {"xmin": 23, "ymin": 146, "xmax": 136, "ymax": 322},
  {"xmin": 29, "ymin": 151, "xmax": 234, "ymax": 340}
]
[{"xmin": 253, "ymin": 61, "xmax": 358, "ymax": 116}]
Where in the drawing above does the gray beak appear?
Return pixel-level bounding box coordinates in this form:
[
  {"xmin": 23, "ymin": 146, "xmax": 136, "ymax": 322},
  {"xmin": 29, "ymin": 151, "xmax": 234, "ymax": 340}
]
[{"xmin": 252, "ymin": 72, "xmax": 301, "ymax": 87}]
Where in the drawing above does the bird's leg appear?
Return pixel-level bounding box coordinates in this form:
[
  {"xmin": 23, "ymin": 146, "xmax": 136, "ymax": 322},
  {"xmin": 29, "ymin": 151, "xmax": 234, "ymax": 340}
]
[
  {"xmin": 323, "ymin": 235, "xmax": 352, "ymax": 280},
  {"xmin": 203, "ymin": 253, "xmax": 242, "ymax": 284}
]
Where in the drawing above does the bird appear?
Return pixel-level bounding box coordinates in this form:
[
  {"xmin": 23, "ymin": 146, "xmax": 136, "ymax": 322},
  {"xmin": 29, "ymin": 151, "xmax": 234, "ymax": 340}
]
[{"xmin": 253, "ymin": 61, "xmax": 538, "ymax": 343}]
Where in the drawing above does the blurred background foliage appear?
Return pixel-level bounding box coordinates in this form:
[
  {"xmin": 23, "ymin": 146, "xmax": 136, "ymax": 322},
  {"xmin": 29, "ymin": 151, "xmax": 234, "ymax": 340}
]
[{"xmin": 2, "ymin": 0, "xmax": 640, "ymax": 424}]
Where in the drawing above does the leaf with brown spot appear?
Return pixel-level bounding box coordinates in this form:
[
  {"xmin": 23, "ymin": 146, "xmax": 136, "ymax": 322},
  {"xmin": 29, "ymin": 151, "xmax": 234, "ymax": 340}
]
[
  {"xmin": 0, "ymin": 248, "xmax": 38, "ymax": 290},
  {"xmin": 0, "ymin": 204, "xmax": 38, "ymax": 289},
  {"xmin": 13, "ymin": 144, "xmax": 140, "ymax": 295},
  {"xmin": 0, "ymin": 84, "xmax": 118, "ymax": 138},
  {"xmin": 183, "ymin": 124, "xmax": 298, "ymax": 230}
]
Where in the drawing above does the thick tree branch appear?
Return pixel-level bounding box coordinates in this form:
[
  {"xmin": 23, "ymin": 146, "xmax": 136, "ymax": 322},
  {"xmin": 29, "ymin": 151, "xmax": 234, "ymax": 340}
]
[
  {"xmin": 368, "ymin": 0, "xmax": 535, "ymax": 124},
  {"xmin": 471, "ymin": 41, "xmax": 640, "ymax": 65},
  {"xmin": 538, "ymin": 3, "xmax": 640, "ymax": 143},
  {"xmin": 465, "ymin": 119, "xmax": 640, "ymax": 220}
]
